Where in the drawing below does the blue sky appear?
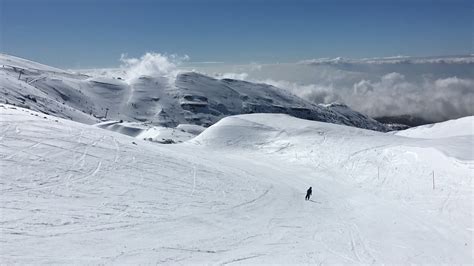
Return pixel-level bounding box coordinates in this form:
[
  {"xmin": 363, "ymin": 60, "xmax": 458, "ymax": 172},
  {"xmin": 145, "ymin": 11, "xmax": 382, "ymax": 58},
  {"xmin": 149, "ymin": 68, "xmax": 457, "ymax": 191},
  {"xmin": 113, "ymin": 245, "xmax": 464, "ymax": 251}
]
[{"xmin": 1, "ymin": 0, "xmax": 472, "ymax": 68}]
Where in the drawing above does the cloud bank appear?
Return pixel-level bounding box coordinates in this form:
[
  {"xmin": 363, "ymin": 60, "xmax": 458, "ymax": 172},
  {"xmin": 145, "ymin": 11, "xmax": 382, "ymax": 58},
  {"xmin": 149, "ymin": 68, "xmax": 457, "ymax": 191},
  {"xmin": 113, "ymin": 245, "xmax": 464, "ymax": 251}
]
[
  {"xmin": 300, "ymin": 55, "xmax": 474, "ymax": 65},
  {"xmin": 262, "ymin": 74, "xmax": 474, "ymax": 122},
  {"xmin": 195, "ymin": 55, "xmax": 473, "ymax": 122},
  {"xmin": 270, "ymin": 73, "xmax": 474, "ymax": 122}
]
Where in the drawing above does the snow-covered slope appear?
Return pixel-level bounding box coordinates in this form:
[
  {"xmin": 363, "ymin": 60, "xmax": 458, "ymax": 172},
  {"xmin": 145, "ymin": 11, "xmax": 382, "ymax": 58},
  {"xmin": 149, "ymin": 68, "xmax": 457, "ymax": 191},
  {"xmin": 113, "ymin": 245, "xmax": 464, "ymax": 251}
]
[
  {"xmin": 0, "ymin": 65, "xmax": 98, "ymax": 124},
  {"xmin": 0, "ymin": 54, "xmax": 388, "ymax": 131},
  {"xmin": 0, "ymin": 53, "xmax": 66, "ymax": 73},
  {"xmin": 175, "ymin": 73, "xmax": 387, "ymax": 130},
  {"xmin": 1, "ymin": 104, "xmax": 472, "ymax": 264},
  {"xmin": 395, "ymin": 116, "xmax": 474, "ymax": 139}
]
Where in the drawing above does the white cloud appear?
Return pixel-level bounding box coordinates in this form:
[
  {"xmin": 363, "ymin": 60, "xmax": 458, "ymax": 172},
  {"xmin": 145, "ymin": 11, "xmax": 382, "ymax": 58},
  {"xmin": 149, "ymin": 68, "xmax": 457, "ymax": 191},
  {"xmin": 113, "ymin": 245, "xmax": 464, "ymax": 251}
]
[
  {"xmin": 344, "ymin": 73, "xmax": 474, "ymax": 121},
  {"xmin": 119, "ymin": 52, "xmax": 189, "ymax": 83},
  {"xmin": 300, "ymin": 55, "xmax": 474, "ymax": 65},
  {"xmin": 259, "ymin": 79, "xmax": 341, "ymax": 104},
  {"xmin": 212, "ymin": 71, "xmax": 473, "ymax": 122},
  {"xmin": 213, "ymin": 72, "xmax": 249, "ymax": 80}
]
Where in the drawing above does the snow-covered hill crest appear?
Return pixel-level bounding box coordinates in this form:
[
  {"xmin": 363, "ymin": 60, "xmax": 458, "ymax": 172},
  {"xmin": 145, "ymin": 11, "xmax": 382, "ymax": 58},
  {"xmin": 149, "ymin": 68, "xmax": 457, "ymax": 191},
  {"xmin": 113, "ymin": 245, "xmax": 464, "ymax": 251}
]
[
  {"xmin": 395, "ymin": 116, "xmax": 474, "ymax": 139},
  {"xmin": 193, "ymin": 113, "xmax": 473, "ymax": 161},
  {"xmin": 0, "ymin": 53, "xmax": 388, "ymax": 131}
]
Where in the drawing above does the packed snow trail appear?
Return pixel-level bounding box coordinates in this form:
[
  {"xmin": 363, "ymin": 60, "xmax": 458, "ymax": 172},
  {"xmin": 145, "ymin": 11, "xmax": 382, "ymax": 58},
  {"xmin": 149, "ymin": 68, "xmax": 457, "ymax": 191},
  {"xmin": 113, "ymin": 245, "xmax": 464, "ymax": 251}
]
[{"xmin": 0, "ymin": 105, "xmax": 472, "ymax": 264}]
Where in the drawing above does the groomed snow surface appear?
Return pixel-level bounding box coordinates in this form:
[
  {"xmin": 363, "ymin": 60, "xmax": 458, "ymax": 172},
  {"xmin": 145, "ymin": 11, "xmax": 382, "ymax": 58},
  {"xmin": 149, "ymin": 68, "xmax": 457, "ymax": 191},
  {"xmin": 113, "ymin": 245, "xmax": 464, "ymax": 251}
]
[{"xmin": 1, "ymin": 105, "xmax": 472, "ymax": 264}]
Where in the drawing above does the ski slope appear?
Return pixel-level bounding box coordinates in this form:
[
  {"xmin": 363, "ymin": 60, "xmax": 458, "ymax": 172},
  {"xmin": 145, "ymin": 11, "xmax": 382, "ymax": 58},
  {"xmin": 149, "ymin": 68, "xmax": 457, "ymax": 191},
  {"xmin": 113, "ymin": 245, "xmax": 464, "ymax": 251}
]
[{"xmin": 1, "ymin": 104, "xmax": 472, "ymax": 264}]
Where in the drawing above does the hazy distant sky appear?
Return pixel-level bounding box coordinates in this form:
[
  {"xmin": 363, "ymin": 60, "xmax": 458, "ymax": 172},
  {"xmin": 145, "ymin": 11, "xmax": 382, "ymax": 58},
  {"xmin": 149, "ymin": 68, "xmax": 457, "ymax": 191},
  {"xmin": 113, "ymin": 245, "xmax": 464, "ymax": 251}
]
[{"xmin": 1, "ymin": 0, "xmax": 472, "ymax": 68}]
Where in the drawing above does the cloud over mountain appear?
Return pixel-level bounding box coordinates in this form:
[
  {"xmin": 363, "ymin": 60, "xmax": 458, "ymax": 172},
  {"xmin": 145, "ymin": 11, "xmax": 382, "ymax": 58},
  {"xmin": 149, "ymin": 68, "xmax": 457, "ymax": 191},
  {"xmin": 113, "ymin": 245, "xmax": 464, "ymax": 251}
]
[
  {"xmin": 195, "ymin": 55, "xmax": 474, "ymax": 122},
  {"xmin": 120, "ymin": 52, "xmax": 189, "ymax": 83}
]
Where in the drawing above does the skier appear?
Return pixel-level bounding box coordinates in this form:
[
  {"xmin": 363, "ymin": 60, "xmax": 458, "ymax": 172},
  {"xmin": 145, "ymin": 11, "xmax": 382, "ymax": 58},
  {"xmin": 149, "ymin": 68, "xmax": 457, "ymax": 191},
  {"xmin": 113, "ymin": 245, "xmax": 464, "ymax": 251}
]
[{"xmin": 305, "ymin": 187, "xmax": 312, "ymax": 201}]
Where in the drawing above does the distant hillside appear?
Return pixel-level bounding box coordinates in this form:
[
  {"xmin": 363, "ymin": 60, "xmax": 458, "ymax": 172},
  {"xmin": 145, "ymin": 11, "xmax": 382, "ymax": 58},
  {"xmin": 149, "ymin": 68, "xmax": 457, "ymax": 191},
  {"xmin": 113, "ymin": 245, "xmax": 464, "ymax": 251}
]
[
  {"xmin": 375, "ymin": 115, "xmax": 435, "ymax": 128},
  {"xmin": 0, "ymin": 53, "xmax": 389, "ymax": 131}
]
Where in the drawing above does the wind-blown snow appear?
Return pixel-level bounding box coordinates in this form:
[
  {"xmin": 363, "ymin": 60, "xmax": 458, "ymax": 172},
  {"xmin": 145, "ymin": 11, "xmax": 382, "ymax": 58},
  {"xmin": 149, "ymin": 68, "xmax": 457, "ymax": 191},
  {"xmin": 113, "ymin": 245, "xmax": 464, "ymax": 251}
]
[
  {"xmin": 1, "ymin": 104, "xmax": 472, "ymax": 264},
  {"xmin": 119, "ymin": 52, "xmax": 188, "ymax": 83}
]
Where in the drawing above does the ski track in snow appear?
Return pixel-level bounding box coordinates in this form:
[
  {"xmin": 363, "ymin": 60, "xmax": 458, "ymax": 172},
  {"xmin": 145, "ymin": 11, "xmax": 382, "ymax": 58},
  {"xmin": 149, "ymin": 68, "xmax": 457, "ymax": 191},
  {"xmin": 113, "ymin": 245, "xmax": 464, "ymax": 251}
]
[{"xmin": 0, "ymin": 106, "xmax": 472, "ymax": 264}]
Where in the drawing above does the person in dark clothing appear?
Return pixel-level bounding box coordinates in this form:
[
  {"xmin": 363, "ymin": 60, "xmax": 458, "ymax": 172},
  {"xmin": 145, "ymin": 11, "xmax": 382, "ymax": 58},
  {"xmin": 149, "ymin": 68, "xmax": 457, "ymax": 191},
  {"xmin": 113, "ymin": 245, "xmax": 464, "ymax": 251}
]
[{"xmin": 305, "ymin": 187, "xmax": 312, "ymax": 200}]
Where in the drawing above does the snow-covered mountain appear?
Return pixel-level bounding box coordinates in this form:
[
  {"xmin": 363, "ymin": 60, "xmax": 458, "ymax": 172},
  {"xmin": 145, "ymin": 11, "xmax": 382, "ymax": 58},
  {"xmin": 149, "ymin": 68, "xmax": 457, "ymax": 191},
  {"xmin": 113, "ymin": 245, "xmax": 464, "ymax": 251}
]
[
  {"xmin": 0, "ymin": 54, "xmax": 388, "ymax": 131},
  {"xmin": 1, "ymin": 104, "xmax": 471, "ymax": 263}
]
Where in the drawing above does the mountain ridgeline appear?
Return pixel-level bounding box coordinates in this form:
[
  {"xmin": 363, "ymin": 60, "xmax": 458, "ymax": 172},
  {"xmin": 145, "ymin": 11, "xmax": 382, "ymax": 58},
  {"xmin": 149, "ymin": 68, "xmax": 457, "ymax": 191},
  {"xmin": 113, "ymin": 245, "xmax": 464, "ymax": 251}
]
[{"xmin": 0, "ymin": 54, "xmax": 388, "ymax": 131}]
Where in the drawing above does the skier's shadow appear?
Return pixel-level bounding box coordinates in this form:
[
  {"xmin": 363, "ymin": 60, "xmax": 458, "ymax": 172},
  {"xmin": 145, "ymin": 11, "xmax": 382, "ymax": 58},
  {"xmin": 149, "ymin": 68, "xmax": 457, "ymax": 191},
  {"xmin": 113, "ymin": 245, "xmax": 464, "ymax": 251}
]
[{"xmin": 309, "ymin": 199, "xmax": 322, "ymax": 204}]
